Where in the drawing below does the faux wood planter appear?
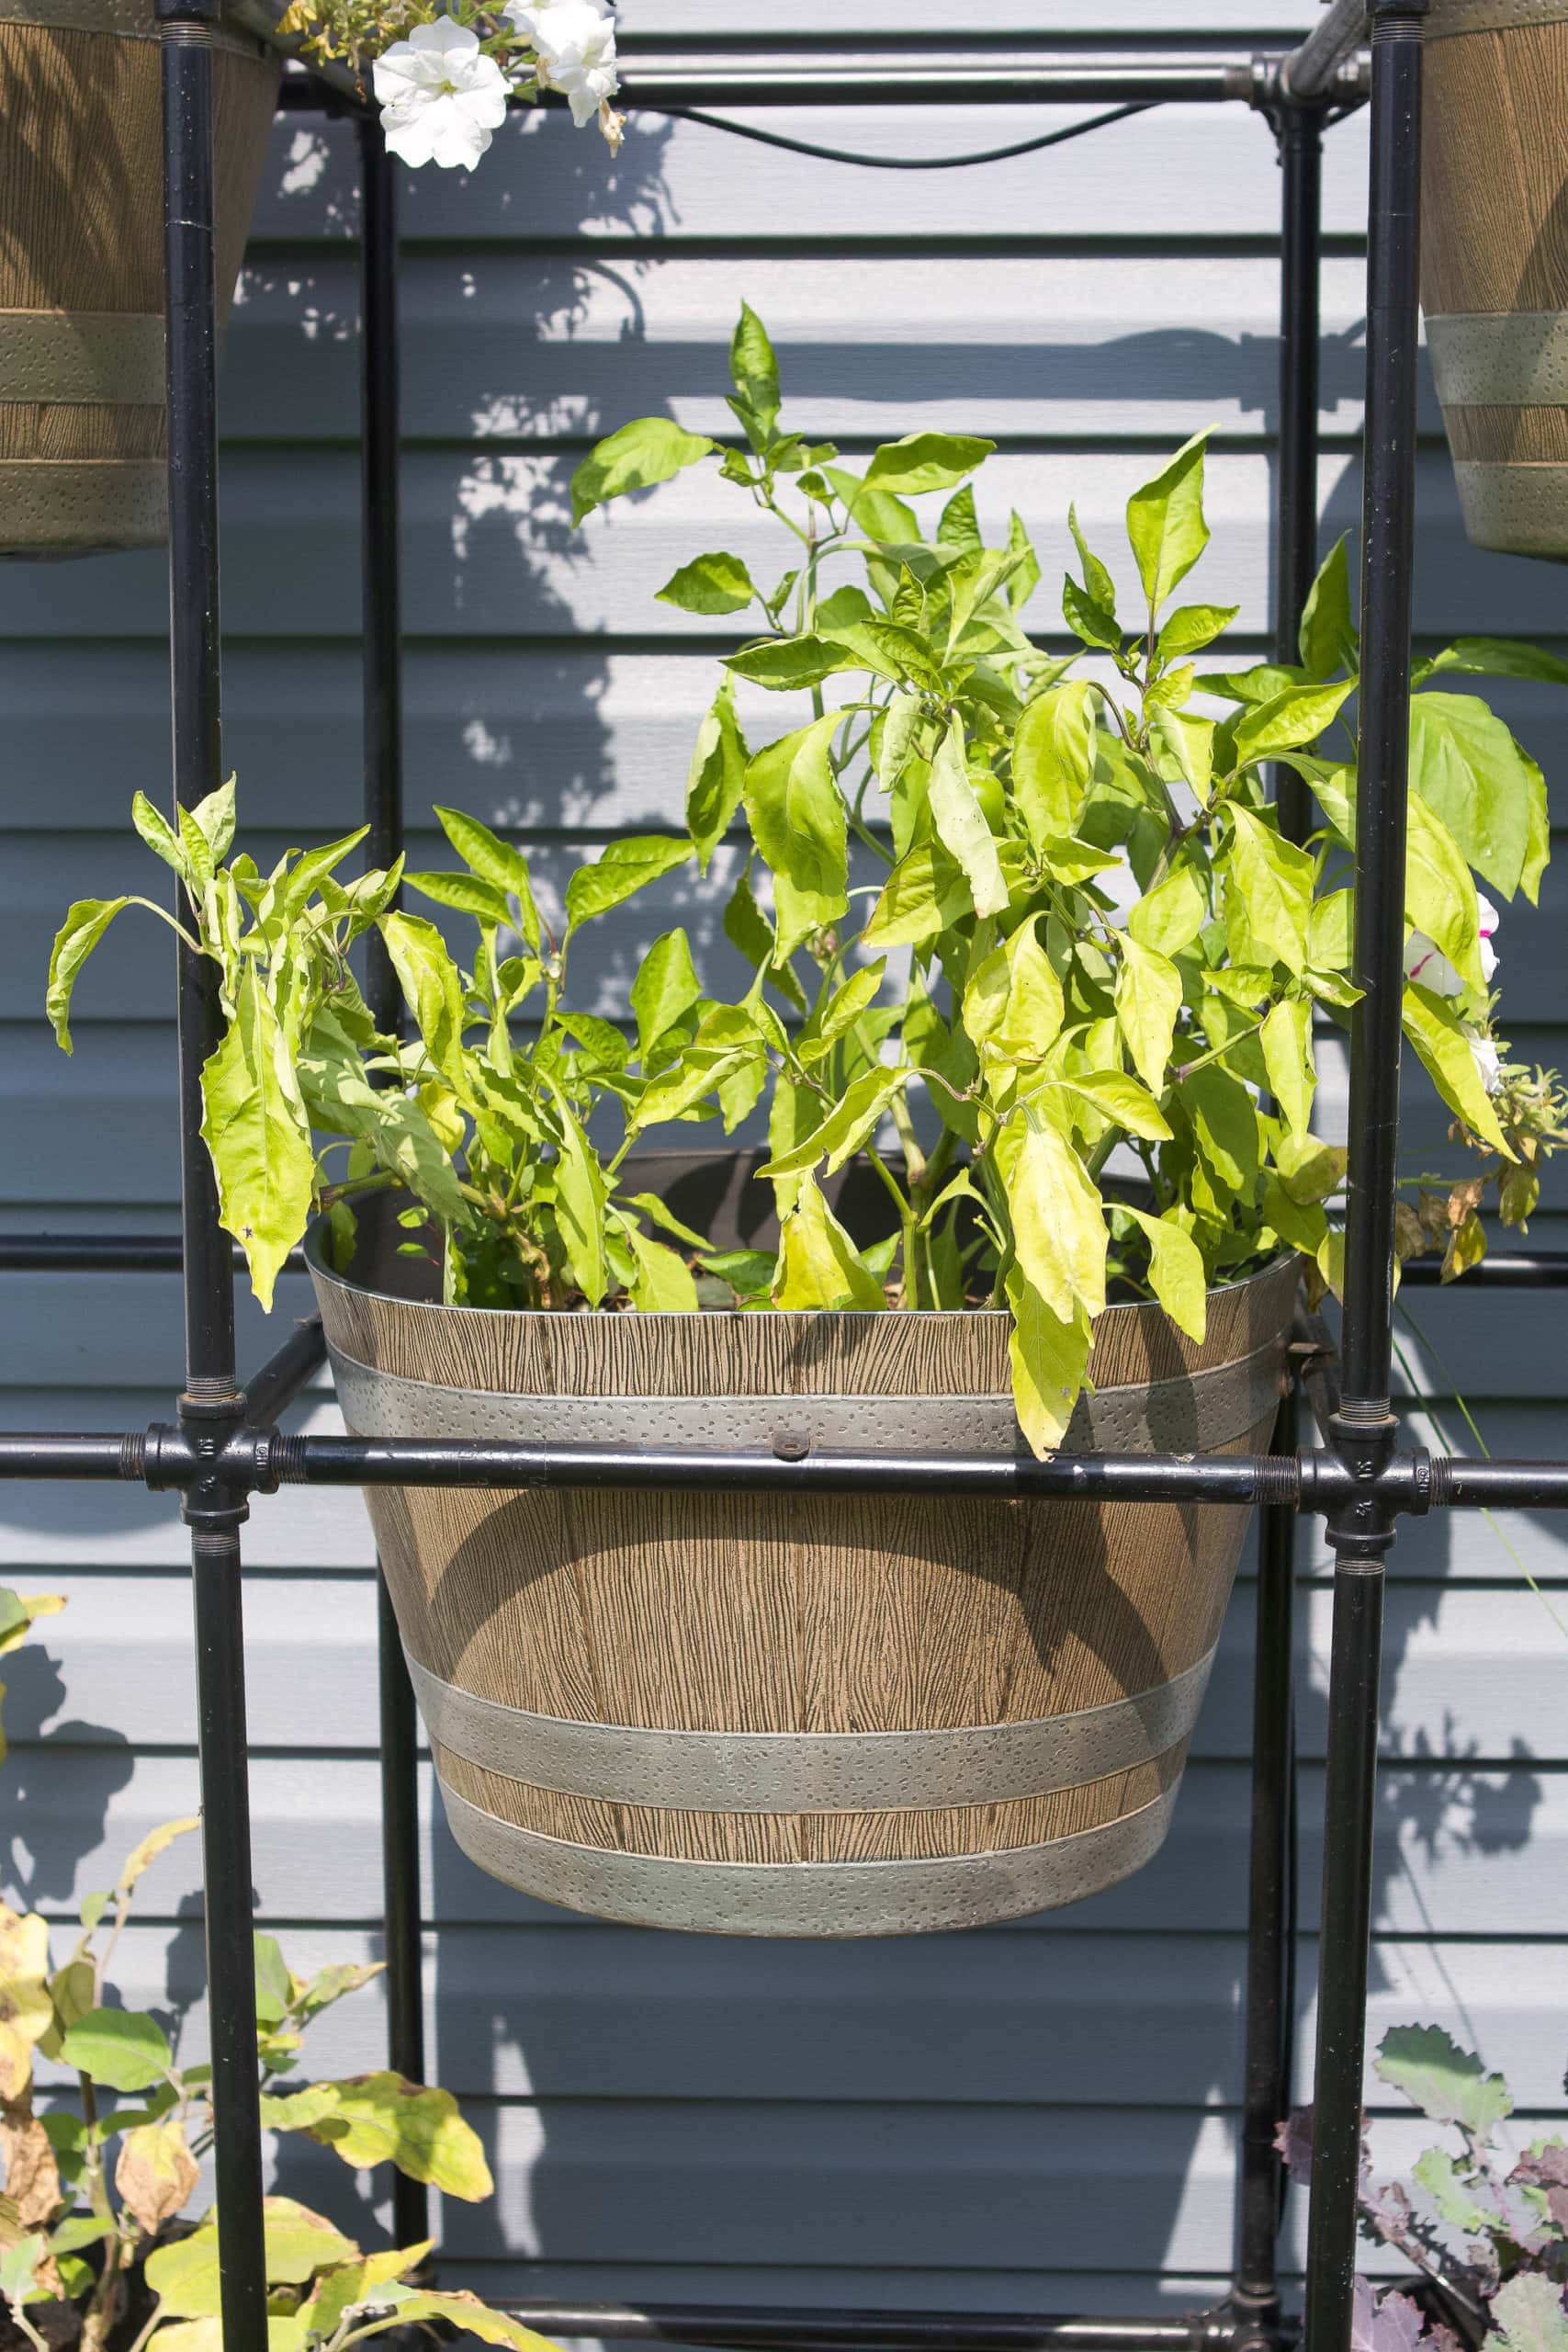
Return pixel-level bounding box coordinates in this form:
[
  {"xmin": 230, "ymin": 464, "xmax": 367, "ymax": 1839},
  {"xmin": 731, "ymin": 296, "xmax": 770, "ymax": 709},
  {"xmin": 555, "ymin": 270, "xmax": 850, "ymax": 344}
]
[
  {"xmin": 0, "ymin": 0, "xmax": 278, "ymax": 554},
  {"xmin": 306, "ymin": 1206, "xmax": 1297, "ymax": 1939},
  {"xmin": 1422, "ymin": 0, "xmax": 1568, "ymax": 558}
]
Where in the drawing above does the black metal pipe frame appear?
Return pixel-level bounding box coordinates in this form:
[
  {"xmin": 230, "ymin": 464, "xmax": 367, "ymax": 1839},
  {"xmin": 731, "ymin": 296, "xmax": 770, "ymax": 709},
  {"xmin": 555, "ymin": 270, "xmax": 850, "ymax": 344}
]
[
  {"xmin": 1306, "ymin": 14, "xmax": 1428, "ymax": 2352},
  {"xmin": 355, "ymin": 108, "xmax": 431, "ymax": 2255},
  {"xmin": 12, "ymin": 13, "xmax": 1562, "ymax": 2352},
  {"xmin": 157, "ymin": 3, "xmax": 268, "ymax": 2349}
]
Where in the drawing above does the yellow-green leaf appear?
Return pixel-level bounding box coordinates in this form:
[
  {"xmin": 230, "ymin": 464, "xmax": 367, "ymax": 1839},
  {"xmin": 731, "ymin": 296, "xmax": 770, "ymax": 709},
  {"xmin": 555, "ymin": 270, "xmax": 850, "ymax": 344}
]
[
  {"xmin": 1401, "ymin": 983, "xmax": 1514, "ymax": 1157},
  {"xmin": 1405, "ymin": 792, "xmax": 1483, "ymax": 994},
  {"xmin": 198, "ymin": 965, "xmax": 316, "ymax": 1313},
  {"xmin": 626, "ymin": 1228, "xmax": 699, "ymax": 1314},
  {"xmin": 391, "ymin": 2290, "xmax": 562, "ymax": 2352},
  {"xmin": 1005, "ymin": 1273, "xmax": 1092, "ymax": 1457},
  {"xmin": 59, "ymin": 2007, "xmax": 171, "ymax": 2094},
  {"xmin": 1012, "ymin": 681, "xmax": 1095, "ymax": 848},
  {"xmin": 760, "ymin": 1065, "xmax": 908, "ymax": 1182},
  {"xmin": 929, "ymin": 717, "xmax": 1008, "ymax": 919},
  {"xmin": 379, "ymin": 912, "xmax": 473, "ymax": 1102},
  {"xmin": 1119, "ymin": 1205, "xmax": 1207, "ymax": 1342},
  {"xmin": 773, "ymin": 1174, "xmax": 886, "ymax": 1311},
  {"xmin": 1113, "ymin": 934, "xmax": 1183, "ymax": 1095},
  {"xmin": 0, "ymin": 1909, "xmax": 52, "ymax": 2104},
  {"xmin": 862, "ymin": 839, "xmax": 972, "ymax": 951},
  {"xmin": 1128, "ymin": 861, "xmax": 1207, "ymax": 956},
  {"xmin": 1126, "ymin": 431, "xmax": 1211, "ymax": 616},
  {"xmin": 117, "ymin": 1816, "xmax": 199, "ymax": 1901},
  {"xmin": 46, "ymin": 899, "xmax": 130, "ymax": 1056},
  {"xmin": 307, "ymin": 2074, "xmax": 494, "ymax": 2201},
  {"xmin": 1224, "ymin": 805, "xmax": 1313, "ymax": 967},
  {"xmin": 962, "ymin": 916, "xmax": 1064, "ymax": 1069},
  {"xmin": 545, "ymin": 1083, "xmax": 608, "ymax": 1308},
  {"xmin": 571, "ymin": 417, "xmax": 716, "ymax": 525},
  {"xmin": 997, "ymin": 1118, "xmax": 1107, "ymax": 1323},
  {"xmin": 743, "ymin": 714, "xmax": 850, "ymax": 959},
  {"xmin": 1261, "ymin": 999, "xmax": 1315, "ymax": 1136}
]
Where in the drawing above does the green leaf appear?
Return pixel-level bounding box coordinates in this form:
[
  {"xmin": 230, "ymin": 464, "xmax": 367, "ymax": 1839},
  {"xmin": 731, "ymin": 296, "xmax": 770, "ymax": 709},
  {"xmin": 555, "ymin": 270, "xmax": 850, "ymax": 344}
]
[
  {"xmin": 199, "ymin": 966, "xmax": 315, "ymax": 1312},
  {"xmin": 773, "ymin": 1172, "xmax": 886, "ymax": 1310},
  {"xmin": 309, "ymin": 2072, "xmax": 494, "ymax": 2199},
  {"xmin": 405, "ymin": 870, "xmax": 511, "ymax": 926},
  {"xmin": 1068, "ymin": 503, "xmax": 1118, "ymax": 616},
  {"xmin": 379, "ymin": 911, "xmax": 471, "ymax": 1100},
  {"xmin": 1298, "ymin": 533, "xmax": 1355, "ymax": 678},
  {"xmin": 1374, "ymin": 2021, "xmax": 1513, "ymax": 2134},
  {"xmin": 1261, "ymin": 998, "xmax": 1315, "ymax": 1135},
  {"xmin": 1012, "ymin": 680, "xmax": 1095, "ymax": 848},
  {"xmin": 1148, "ymin": 706, "xmax": 1214, "ymax": 805},
  {"xmin": 1401, "ymin": 984, "xmax": 1513, "ymax": 1156},
  {"xmin": 1184, "ymin": 1064, "xmax": 1260, "ymax": 1199},
  {"xmin": 658, "ymin": 549, "xmax": 756, "ymax": 616},
  {"xmin": 729, "ymin": 300, "xmax": 780, "ymax": 421},
  {"xmin": 722, "ymin": 865, "xmax": 806, "ymax": 1011},
  {"xmin": 1156, "ymin": 603, "xmax": 1238, "ymax": 663},
  {"xmin": 862, "ymin": 838, "xmax": 971, "ymax": 951},
  {"xmin": 1487, "ymin": 2277, "xmax": 1568, "ymax": 2352},
  {"xmin": 254, "ymin": 1932, "xmax": 292, "ymax": 2029},
  {"xmin": 1224, "ymin": 805, "xmax": 1314, "ymax": 966},
  {"xmin": 299, "ymin": 1019, "xmax": 466, "ymax": 1227},
  {"xmin": 863, "ymin": 432, "xmax": 995, "ymax": 496},
  {"xmin": 1409, "ymin": 2147, "xmax": 1495, "ymax": 2236},
  {"xmin": 131, "ymin": 791, "xmax": 189, "ymax": 878},
  {"xmin": 1408, "ymin": 690, "xmax": 1535, "ymax": 900},
  {"xmin": 798, "ymin": 960, "xmax": 886, "ymax": 1066},
  {"xmin": 761, "ymin": 1064, "xmax": 908, "ymax": 1182},
  {"xmin": 1005, "ymin": 1273, "xmax": 1091, "ymax": 1457},
  {"xmin": 962, "ymin": 915, "xmax": 1065, "ymax": 1069},
  {"xmin": 1128, "ymin": 862, "xmax": 1208, "ymax": 956},
  {"xmin": 631, "ymin": 928, "xmax": 702, "ymax": 1063},
  {"xmin": 546, "ymin": 1083, "xmax": 608, "ymax": 1307},
  {"xmin": 1120, "ymin": 1205, "xmax": 1207, "ymax": 1341},
  {"xmin": 685, "ymin": 675, "xmax": 750, "ymax": 874},
  {"xmin": 60, "ymin": 2007, "xmax": 172, "ymax": 2093},
  {"xmin": 1405, "ymin": 791, "xmax": 1483, "ymax": 992},
  {"xmin": 0, "ymin": 2234, "xmax": 47, "ymax": 2310},
  {"xmin": 433, "ymin": 806, "xmax": 540, "ymax": 952},
  {"xmin": 1006, "ymin": 510, "xmax": 1042, "ymax": 610},
  {"xmin": 929, "ymin": 716, "xmax": 1007, "ymax": 918},
  {"xmin": 47, "ymin": 897, "xmax": 131, "ymax": 1055},
  {"xmin": 1062, "ymin": 571, "xmax": 1121, "ymax": 652},
  {"xmin": 1233, "ymin": 678, "xmax": 1355, "ymax": 765},
  {"xmin": 626, "ymin": 1227, "xmax": 699, "ymax": 1313},
  {"xmin": 564, "ymin": 835, "xmax": 694, "ymax": 930},
  {"xmin": 823, "ymin": 467, "xmax": 917, "ymax": 543},
  {"xmin": 1114, "ymin": 934, "xmax": 1183, "ymax": 1095},
  {"xmin": 1520, "ymin": 741, "xmax": 1550, "ymax": 907},
  {"xmin": 571, "ymin": 417, "xmax": 716, "ymax": 525},
  {"xmin": 998, "ymin": 1116, "xmax": 1107, "ymax": 1323},
  {"xmin": 1426, "ymin": 634, "xmax": 1568, "ymax": 687},
  {"xmin": 937, "ymin": 485, "xmax": 982, "ymax": 551},
  {"xmin": 1126, "ymin": 431, "xmax": 1211, "ymax": 616},
  {"xmin": 1043, "ymin": 1069, "xmax": 1171, "ymax": 1145},
  {"xmin": 725, "ymin": 634, "xmax": 857, "ymax": 691},
  {"xmin": 742, "ymin": 713, "xmax": 849, "ymax": 958}
]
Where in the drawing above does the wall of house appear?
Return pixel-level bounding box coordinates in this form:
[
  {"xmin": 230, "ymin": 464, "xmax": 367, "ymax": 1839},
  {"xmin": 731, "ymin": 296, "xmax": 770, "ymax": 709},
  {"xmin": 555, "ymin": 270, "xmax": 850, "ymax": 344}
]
[{"xmin": 3, "ymin": 2, "xmax": 1566, "ymax": 2325}]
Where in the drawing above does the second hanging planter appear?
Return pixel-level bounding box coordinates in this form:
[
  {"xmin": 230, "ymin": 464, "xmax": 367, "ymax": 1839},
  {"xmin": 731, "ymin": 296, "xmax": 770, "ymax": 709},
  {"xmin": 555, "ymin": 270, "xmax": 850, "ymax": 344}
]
[{"xmin": 307, "ymin": 1192, "xmax": 1296, "ymax": 1939}]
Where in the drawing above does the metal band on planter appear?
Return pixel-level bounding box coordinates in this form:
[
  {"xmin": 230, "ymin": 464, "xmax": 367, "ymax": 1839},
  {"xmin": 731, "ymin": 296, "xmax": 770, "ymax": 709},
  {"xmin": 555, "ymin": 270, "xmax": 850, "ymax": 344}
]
[
  {"xmin": 438, "ymin": 1783, "xmax": 1185, "ymax": 1937},
  {"xmin": 324, "ymin": 1331, "xmax": 1286, "ymax": 1458},
  {"xmin": 406, "ymin": 1644, "xmax": 1219, "ymax": 1815},
  {"xmin": 1425, "ymin": 0, "xmax": 1568, "ymax": 34}
]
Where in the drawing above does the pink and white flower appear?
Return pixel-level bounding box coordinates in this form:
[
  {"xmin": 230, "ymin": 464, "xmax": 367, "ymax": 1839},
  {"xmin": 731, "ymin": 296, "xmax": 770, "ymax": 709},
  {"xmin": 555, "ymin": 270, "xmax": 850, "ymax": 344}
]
[
  {"xmin": 1403, "ymin": 891, "xmax": 1500, "ymax": 1000},
  {"xmin": 1464, "ymin": 1026, "xmax": 1505, "ymax": 1097},
  {"xmin": 374, "ymin": 18, "xmax": 510, "ymax": 171}
]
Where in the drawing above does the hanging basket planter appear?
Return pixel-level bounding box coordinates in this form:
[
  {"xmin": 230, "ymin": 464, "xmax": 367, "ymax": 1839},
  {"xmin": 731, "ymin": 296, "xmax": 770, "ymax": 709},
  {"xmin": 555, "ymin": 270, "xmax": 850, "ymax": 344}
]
[
  {"xmin": 1421, "ymin": 0, "xmax": 1568, "ymax": 559},
  {"xmin": 306, "ymin": 1191, "xmax": 1296, "ymax": 1939},
  {"xmin": 0, "ymin": 0, "xmax": 278, "ymax": 556}
]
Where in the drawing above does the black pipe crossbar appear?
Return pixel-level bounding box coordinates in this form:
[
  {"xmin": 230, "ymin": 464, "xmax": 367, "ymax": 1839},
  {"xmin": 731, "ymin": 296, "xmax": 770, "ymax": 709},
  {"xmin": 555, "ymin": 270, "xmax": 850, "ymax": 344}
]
[{"xmin": 9, "ymin": 9, "xmax": 1555, "ymax": 2352}]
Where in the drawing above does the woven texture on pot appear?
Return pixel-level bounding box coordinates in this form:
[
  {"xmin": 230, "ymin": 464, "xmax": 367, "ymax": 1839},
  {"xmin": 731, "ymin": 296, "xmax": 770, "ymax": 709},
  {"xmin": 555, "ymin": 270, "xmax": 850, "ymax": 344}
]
[
  {"xmin": 308, "ymin": 1233, "xmax": 1299, "ymax": 1938},
  {"xmin": 0, "ymin": 0, "xmax": 279, "ymax": 553},
  {"xmin": 1422, "ymin": 0, "xmax": 1568, "ymax": 558}
]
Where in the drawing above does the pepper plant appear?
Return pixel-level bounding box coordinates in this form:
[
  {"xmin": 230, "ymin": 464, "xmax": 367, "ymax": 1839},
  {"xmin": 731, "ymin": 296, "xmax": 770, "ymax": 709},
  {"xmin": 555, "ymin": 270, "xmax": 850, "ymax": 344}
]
[
  {"xmin": 0, "ymin": 1593, "xmax": 556, "ymax": 2352},
  {"xmin": 47, "ymin": 306, "xmax": 1566, "ymax": 1450}
]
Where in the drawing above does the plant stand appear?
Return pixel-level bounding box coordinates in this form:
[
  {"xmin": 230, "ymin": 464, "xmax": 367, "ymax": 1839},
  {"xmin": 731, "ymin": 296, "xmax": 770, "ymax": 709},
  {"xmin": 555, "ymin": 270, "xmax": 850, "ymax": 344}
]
[{"xmin": 6, "ymin": 8, "xmax": 1568, "ymax": 2352}]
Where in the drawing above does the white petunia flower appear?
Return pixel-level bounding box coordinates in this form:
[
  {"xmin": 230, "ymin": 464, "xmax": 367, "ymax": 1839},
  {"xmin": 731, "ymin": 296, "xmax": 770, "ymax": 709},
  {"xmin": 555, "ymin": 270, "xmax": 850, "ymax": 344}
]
[
  {"xmin": 1403, "ymin": 892, "xmax": 1500, "ymax": 1001},
  {"xmin": 374, "ymin": 18, "xmax": 510, "ymax": 172},
  {"xmin": 503, "ymin": 0, "xmax": 609, "ymax": 51},
  {"xmin": 1464, "ymin": 1026, "xmax": 1505, "ymax": 1096},
  {"xmin": 538, "ymin": 9, "xmax": 618, "ymax": 126}
]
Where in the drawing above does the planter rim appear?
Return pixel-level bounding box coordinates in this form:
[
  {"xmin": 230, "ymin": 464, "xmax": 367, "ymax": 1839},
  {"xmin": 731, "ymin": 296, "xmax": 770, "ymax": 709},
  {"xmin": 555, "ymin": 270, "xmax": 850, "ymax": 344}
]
[{"xmin": 302, "ymin": 1209, "xmax": 1297, "ymax": 1327}]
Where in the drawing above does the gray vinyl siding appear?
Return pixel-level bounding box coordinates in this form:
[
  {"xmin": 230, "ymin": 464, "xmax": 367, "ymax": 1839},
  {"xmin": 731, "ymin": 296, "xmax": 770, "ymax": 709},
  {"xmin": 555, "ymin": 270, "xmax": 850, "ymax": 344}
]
[{"xmin": 3, "ymin": 4, "xmax": 1566, "ymax": 2320}]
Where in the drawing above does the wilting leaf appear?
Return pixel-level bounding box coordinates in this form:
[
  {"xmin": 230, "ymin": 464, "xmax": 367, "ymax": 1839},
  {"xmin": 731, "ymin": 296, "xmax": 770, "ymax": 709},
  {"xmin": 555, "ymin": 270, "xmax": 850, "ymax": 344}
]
[
  {"xmin": 566, "ymin": 837, "xmax": 695, "ymax": 932},
  {"xmin": 46, "ymin": 899, "xmax": 131, "ymax": 1056},
  {"xmin": 1005, "ymin": 1273, "xmax": 1092, "ymax": 1458},
  {"xmin": 0, "ymin": 1911, "xmax": 54, "ymax": 2103},
  {"xmin": 0, "ymin": 2109, "xmax": 61, "ymax": 2227},
  {"xmin": 1402, "ymin": 985, "xmax": 1513, "ymax": 1158},
  {"xmin": 198, "ymin": 966, "xmax": 316, "ymax": 1312},
  {"xmin": 116, "ymin": 2119, "xmax": 199, "ymax": 2236}
]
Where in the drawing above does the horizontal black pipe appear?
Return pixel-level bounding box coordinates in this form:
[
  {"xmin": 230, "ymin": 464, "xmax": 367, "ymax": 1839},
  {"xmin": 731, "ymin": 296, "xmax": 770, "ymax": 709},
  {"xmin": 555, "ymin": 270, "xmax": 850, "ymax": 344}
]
[
  {"xmin": 241, "ymin": 1317, "xmax": 327, "ymax": 1429},
  {"xmin": 0, "ymin": 1238, "xmax": 307, "ymax": 1275},
  {"xmin": 4, "ymin": 1427, "xmax": 1568, "ymax": 1515},
  {"xmin": 271, "ymin": 45, "xmax": 1369, "ymax": 114},
  {"xmin": 1396, "ymin": 1253, "xmax": 1568, "ymax": 1285},
  {"xmin": 494, "ymin": 2305, "xmax": 1219, "ymax": 2351}
]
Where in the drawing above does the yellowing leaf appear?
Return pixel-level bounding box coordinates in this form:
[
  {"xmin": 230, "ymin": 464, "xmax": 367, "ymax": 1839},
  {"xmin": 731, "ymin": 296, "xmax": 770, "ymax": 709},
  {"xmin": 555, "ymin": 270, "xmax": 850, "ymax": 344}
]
[
  {"xmin": 1126, "ymin": 432, "xmax": 1211, "ymax": 616},
  {"xmin": 0, "ymin": 1911, "xmax": 52, "ymax": 2104},
  {"xmin": 1012, "ymin": 681, "xmax": 1095, "ymax": 848},
  {"xmin": 198, "ymin": 965, "xmax": 316, "ymax": 1312},
  {"xmin": 392, "ymin": 2290, "xmax": 563, "ymax": 2352},
  {"xmin": 1128, "ymin": 861, "xmax": 1207, "ymax": 956},
  {"xmin": 1261, "ymin": 999, "xmax": 1315, "ymax": 1136},
  {"xmin": 1005, "ymin": 1273, "xmax": 1092, "ymax": 1457},
  {"xmin": 929, "ymin": 718, "xmax": 1008, "ymax": 919},
  {"xmin": 862, "ymin": 839, "xmax": 972, "ymax": 951},
  {"xmin": 379, "ymin": 912, "xmax": 472, "ymax": 1102},
  {"xmin": 997, "ymin": 1118, "xmax": 1107, "ymax": 1323},
  {"xmin": 0, "ymin": 1593, "xmax": 63, "ymax": 1663},
  {"xmin": 297, "ymin": 2244, "xmax": 433, "ymax": 2338},
  {"xmin": 47, "ymin": 899, "xmax": 131, "ymax": 1056},
  {"xmin": 1119, "ymin": 1206, "xmax": 1207, "ymax": 1343},
  {"xmin": 1402, "ymin": 983, "xmax": 1514, "ymax": 1157},
  {"xmin": 962, "ymin": 917, "xmax": 1064, "ymax": 1069},
  {"xmin": 117, "ymin": 1817, "xmax": 200, "ymax": 1903},
  {"xmin": 545, "ymin": 1083, "xmax": 608, "ymax": 1309},
  {"xmin": 116, "ymin": 2120, "xmax": 198, "ymax": 2238},
  {"xmin": 773, "ymin": 1174, "xmax": 886, "ymax": 1312},
  {"xmin": 743, "ymin": 714, "xmax": 850, "ymax": 959},
  {"xmin": 1113, "ymin": 935, "xmax": 1183, "ymax": 1095},
  {"xmin": 307, "ymin": 2074, "xmax": 494, "ymax": 2201},
  {"xmin": 1224, "ymin": 805, "xmax": 1313, "ymax": 967}
]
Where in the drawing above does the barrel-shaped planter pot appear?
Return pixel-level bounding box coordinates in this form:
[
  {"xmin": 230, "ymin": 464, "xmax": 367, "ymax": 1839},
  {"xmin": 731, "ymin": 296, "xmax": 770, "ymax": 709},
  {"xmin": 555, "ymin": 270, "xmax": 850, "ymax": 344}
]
[
  {"xmin": 1421, "ymin": 0, "xmax": 1568, "ymax": 558},
  {"xmin": 0, "ymin": 0, "xmax": 278, "ymax": 554},
  {"xmin": 307, "ymin": 1216, "xmax": 1297, "ymax": 1938}
]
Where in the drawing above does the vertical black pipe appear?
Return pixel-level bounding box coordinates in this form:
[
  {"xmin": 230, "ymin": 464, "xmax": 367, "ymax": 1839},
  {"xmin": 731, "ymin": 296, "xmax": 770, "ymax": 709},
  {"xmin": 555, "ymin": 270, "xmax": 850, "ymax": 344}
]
[
  {"xmin": 160, "ymin": 3, "xmax": 267, "ymax": 2347},
  {"xmin": 356, "ymin": 111, "xmax": 430, "ymax": 2255},
  {"xmin": 1306, "ymin": 12, "xmax": 1426, "ymax": 2352},
  {"xmin": 1228, "ymin": 101, "xmax": 1324, "ymax": 2343}
]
